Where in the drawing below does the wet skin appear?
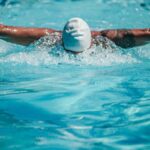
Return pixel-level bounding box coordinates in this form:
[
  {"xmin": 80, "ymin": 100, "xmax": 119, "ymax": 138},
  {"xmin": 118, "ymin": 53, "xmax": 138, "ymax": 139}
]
[{"xmin": 0, "ymin": 24, "xmax": 150, "ymax": 51}]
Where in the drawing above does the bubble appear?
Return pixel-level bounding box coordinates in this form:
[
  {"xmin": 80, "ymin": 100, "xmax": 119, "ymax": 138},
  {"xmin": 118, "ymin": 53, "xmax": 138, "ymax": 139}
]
[{"xmin": 0, "ymin": 32, "xmax": 137, "ymax": 66}]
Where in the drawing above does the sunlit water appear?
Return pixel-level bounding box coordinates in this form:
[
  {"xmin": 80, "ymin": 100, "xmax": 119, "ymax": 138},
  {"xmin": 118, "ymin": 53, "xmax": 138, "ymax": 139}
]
[{"xmin": 0, "ymin": 0, "xmax": 150, "ymax": 149}]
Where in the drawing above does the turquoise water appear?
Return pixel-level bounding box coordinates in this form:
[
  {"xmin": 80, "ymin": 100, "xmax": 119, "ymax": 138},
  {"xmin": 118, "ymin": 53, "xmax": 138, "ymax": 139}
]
[{"xmin": 0, "ymin": 0, "xmax": 150, "ymax": 149}]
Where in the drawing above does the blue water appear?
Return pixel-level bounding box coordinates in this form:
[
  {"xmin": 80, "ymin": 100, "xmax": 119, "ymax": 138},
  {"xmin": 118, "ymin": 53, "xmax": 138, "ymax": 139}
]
[{"xmin": 0, "ymin": 0, "xmax": 150, "ymax": 149}]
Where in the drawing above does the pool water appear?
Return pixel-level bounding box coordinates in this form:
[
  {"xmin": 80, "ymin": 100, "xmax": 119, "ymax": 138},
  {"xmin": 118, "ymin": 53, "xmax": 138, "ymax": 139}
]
[{"xmin": 0, "ymin": 0, "xmax": 150, "ymax": 149}]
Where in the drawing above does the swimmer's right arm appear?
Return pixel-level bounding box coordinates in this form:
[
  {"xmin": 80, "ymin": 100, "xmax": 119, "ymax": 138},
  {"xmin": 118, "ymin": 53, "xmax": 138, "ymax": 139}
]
[{"xmin": 0, "ymin": 24, "xmax": 61, "ymax": 45}]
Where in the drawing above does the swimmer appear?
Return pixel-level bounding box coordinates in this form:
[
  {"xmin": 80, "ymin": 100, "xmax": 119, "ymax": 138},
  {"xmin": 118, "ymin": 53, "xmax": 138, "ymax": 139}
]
[{"xmin": 0, "ymin": 18, "xmax": 150, "ymax": 53}]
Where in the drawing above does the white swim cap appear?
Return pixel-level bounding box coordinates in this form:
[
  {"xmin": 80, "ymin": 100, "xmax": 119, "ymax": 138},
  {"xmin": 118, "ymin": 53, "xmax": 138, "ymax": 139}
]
[{"xmin": 62, "ymin": 18, "xmax": 91, "ymax": 52}]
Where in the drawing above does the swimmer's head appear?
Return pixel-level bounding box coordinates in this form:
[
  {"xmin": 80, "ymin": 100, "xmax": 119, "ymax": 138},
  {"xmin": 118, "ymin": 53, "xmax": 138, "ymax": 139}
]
[{"xmin": 62, "ymin": 18, "xmax": 91, "ymax": 53}]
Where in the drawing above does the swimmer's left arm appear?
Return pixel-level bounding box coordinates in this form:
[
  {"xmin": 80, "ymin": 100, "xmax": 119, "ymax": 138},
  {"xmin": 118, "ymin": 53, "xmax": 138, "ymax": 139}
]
[{"xmin": 92, "ymin": 28, "xmax": 150, "ymax": 48}]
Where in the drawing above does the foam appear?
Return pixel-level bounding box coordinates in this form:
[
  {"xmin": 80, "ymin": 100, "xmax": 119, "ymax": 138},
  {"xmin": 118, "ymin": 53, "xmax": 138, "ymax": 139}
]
[{"xmin": 0, "ymin": 33, "xmax": 138, "ymax": 66}]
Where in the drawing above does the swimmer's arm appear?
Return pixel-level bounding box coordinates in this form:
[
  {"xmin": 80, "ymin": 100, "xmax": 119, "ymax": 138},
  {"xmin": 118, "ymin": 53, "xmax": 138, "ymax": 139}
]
[
  {"xmin": 92, "ymin": 28, "xmax": 150, "ymax": 48},
  {"xmin": 0, "ymin": 24, "xmax": 60, "ymax": 45}
]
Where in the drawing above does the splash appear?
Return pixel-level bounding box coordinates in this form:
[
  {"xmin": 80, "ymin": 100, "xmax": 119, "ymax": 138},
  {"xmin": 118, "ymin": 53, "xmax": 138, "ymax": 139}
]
[{"xmin": 0, "ymin": 33, "xmax": 138, "ymax": 66}]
